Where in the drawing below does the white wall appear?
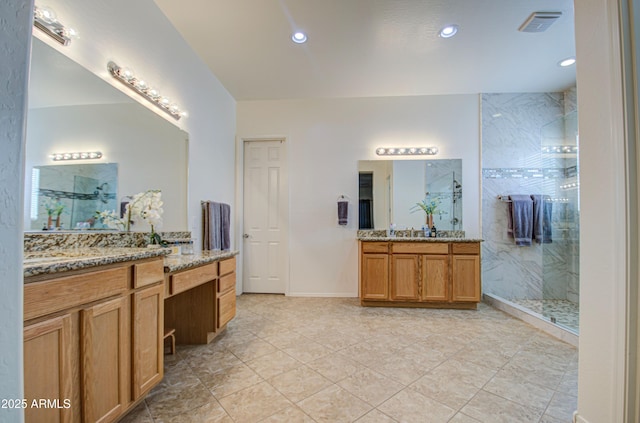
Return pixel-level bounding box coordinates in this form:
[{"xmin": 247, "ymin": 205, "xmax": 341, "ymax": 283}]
[
  {"xmin": 237, "ymin": 95, "xmax": 480, "ymax": 296},
  {"xmin": 31, "ymin": 0, "xmax": 237, "ymax": 249},
  {"xmin": 0, "ymin": 0, "xmax": 31, "ymax": 421},
  {"xmin": 575, "ymin": 0, "xmax": 630, "ymax": 422}
]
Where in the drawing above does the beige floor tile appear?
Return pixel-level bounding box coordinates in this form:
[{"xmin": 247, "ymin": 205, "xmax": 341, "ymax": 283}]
[
  {"xmin": 258, "ymin": 405, "xmax": 316, "ymax": 422},
  {"xmin": 377, "ymin": 388, "xmax": 456, "ymax": 423},
  {"xmin": 268, "ymin": 365, "xmax": 333, "ymax": 402},
  {"xmin": 371, "ymin": 354, "xmax": 431, "ymax": 385},
  {"xmin": 340, "ymin": 342, "xmax": 396, "ymax": 366},
  {"xmin": 409, "ymin": 372, "xmax": 481, "ymax": 410},
  {"xmin": 483, "ymin": 371, "xmax": 555, "ymax": 410},
  {"xmin": 355, "ymin": 409, "xmax": 398, "ymax": 422},
  {"xmin": 281, "ymin": 340, "xmax": 333, "ymax": 363},
  {"xmin": 337, "ymin": 368, "xmax": 404, "ymax": 406},
  {"xmin": 307, "ymin": 353, "xmax": 368, "ymax": 383},
  {"xmin": 185, "ymin": 349, "xmax": 243, "ymax": 374},
  {"xmin": 199, "ymin": 363, "xmax": 264, "ymax": 399},
  {"xmin": 245, "ymin": 350, "xmax": 303, "ymax": 379},
  {"xmin": 428, "ymin": 358, "xmax": 497, "ymax": 389},
  {"xmin": 119, "ymin": 401, "xmax": 153, "ymax": 423},
  {"xmin": 544, "ymin": 392, "xmax": 578, "ymax": 421},
  {"xmin": 448, "ymin": 413, "xmax": 482, "ymax": 423},
  {"xmin": 460, "ymin": 390, "xmax": 544, "ymax": 423},
  {"xmin": 146, "ymin": 377, "xmax": 214, "ymax": 420},
  {"xmin": 154, "ymin": 399, "xmax": 232, "ymax": 423},
  {"xmin": 218, "ymin": 381, "xmax": 292, "ymax": 422},
  {"xmin": 260, "ymin": 330, "xmax": 311, "ymax": 349},
  {"xmin": 226, "ymin": 338, "xmax": 279, "ymax": 362},
  {"xmin": 298, "ymin": 385, "xmax": 372, "ymax": 423}
]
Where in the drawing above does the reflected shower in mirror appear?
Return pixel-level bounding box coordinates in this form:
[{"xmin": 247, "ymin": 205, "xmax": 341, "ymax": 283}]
[
  {"xmin": 31, "ymin": 163, "xmax": 118, "ymax": 230},
  {"xmin": 358, "ymin": 159, "xmax": 462, "ymax": 231}
]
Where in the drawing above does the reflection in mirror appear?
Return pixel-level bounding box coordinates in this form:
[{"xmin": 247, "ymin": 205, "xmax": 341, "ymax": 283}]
[
  {"xmin": 24, "ymin": 38, "xmax": 188, "ymax": 231},
  {"xmin": 358, "ymin": 159, "xmax": 462, "ymax": 231},
  {"xmin": 31, "ymin": 163, "xmax": 118, "ymax": 230}
]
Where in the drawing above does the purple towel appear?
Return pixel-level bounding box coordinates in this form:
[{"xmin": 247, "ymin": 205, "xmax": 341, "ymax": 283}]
[
  {"xmin": 338, "ymin": 200, "xmax": 349, "ymax": 225},
  {"xmin": 531, "ymin": 195, "xmax": 553, "ymax": 244},
  {"xmin": 508, "ymin": 195, "xmax": 533, "ymax": 246}
]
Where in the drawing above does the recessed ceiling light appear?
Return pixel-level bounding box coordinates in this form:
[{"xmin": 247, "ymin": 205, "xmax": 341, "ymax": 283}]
[
  {"xmin": 291, "ymin": 31, "xmax": 308, "ymax": 44},
  {"xmin": 559, "ymin": 57, "xmax": 576, "ymax": 67},
  {"xmin": 439, "ymin": 25, "xmax": 458, "ymax": 38}
]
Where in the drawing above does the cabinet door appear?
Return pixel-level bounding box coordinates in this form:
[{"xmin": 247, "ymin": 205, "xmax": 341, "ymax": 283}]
[
  {"xmin": 24, "ymin": 315, "xmax": 73, "ymax": 423},
  {"xmin": 81, "ymin": 296, "xmax": 128, "ymax": 423},
  {"xmin": 452, "ymin": 255, "xmax": 480, "ymax": 302},
  {"xmin": 217, "ymin": 288, "xmax": 236, "ymax": 329},
  {"xmin": 132, "ymin": 284, "xmax": 164, "ymax": 400},
  {"xmin": 421, "ymin": 255, "xmax": 449, "ymax": 302},
  {"xmin": 391, "ymin": 254, "xmax": 419, "ymax": 301},
  {"xmin": 361, "ymin": 253, "xmax": 389, "ymax": 300}
]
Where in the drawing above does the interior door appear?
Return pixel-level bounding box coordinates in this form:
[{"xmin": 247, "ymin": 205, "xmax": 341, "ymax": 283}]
[{"xmin": 243, "ymin": 140, "xmax": 288, "ymax": 293}]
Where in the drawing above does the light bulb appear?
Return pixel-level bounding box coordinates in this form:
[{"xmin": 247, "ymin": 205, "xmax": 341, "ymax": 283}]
[{"xmin": 292, "ymin": 32, "xmax": 308, "ymax": 44}]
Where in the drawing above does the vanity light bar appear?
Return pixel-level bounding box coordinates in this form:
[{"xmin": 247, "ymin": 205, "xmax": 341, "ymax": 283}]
[
  {"xmin": 376, "ymin": 147, "xmax": 439, "ymax": 156},
  {"xmin": 33, "ymin": 5, "xmax": 75, "ymax": 46},
  {"xmin": 107, "ymin": 61, "xmax": 187, "ymax": 121},
  {"xmin": 50, "ymin": 152, "xmax": 103, "ymax": 161},
  {"xmin": 542, "ymin": 145, "xmax": 578, "ymax": 154}
]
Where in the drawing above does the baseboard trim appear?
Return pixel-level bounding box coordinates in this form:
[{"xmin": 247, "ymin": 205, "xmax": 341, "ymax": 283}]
[{"xmin": 286, "ymin": 292, "xmax": 358, "ymax": 298}]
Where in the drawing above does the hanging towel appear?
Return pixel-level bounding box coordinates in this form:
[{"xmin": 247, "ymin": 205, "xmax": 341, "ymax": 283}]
[
  {"xmin": 508, "ymin": 195, "xmax": 533, "ymax": 246},
  {"xmin": 359, "ymin": 199, "xmax": 372, "ymax": 229},
  {"xmin": 338, "ymin": 200, "xmax": 349, "ymax": 226},
  {"xmin": 531, "ymin": 195, "xmax": 553, "ymax": 244},
  {"xmin": 202, "ymin": 201, "xmax": 230, "ymax": 250},
  {"xmin": 220, "ymin": 203, "xmax": 231, "ymax": 250}
]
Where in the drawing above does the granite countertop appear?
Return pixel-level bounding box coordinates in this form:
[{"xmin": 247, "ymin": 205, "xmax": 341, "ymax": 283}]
[
  {"xmin": 358, "ymin": 236, "xmax": 483, "ymax": 242},
  {"xmin": 163, "ymin": 250, "xmax": 239, "ymax": 273},
  {"xmin": 24, "ymin": 247, "xmax": 171, "ymax": 279}
]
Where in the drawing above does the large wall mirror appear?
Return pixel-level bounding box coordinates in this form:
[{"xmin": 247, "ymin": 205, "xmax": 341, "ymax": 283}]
[
  {"xmin": 358, "ymin": 159, "xmax": 462, "ymax": 231},
  {"xmin": 24, "ymin": 38, "xmax": 189, "ymax": 232}
]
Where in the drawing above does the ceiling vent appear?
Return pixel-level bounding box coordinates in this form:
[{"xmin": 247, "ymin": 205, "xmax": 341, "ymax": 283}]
[{"xmin": 518, "ymin": 12, "xmax": 562, "ymax": 33}]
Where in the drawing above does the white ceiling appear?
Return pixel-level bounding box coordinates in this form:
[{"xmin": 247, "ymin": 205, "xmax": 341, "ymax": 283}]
[{"xmin": 154, "ymin": 0, "xmax": 576, "ymax": 101}]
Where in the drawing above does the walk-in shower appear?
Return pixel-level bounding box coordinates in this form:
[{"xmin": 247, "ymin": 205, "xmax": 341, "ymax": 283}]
[{"xmin": 481, "ymin": 91, "xmax": 580, "ymax": 337}]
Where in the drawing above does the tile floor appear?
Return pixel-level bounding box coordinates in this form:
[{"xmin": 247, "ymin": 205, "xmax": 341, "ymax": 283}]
[{"xmin": 122, "ymin": 294, "xmax": 578, "ymax": 423}]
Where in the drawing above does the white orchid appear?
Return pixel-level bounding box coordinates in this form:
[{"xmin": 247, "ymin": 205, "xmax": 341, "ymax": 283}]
[
  {"xmin": 124, "ymin": 190, "xmax": 164, "ymax": 244},
  {"xmin": 95, "ymin": 210, "xmax": 126, "ymax": 230}
]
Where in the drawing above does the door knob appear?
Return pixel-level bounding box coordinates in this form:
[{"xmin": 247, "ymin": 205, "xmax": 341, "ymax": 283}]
[{"xmin": 243, "ymin": 234, "xmax": 250, "ymax": 239}]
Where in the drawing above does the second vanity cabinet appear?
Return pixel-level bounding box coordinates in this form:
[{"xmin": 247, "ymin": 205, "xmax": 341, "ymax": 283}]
[
  {"xmin": 360, "ymin": 240, "xmax": 481, "ymax": 309},
  {"xmin": 23, "ymin": 256, "xmax": 165, "ymax": 423}
]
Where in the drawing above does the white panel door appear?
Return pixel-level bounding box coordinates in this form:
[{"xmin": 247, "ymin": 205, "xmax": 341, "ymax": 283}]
[{"xmin": 243, "ymin": 140, "xmax": 288, "ymax": 293}]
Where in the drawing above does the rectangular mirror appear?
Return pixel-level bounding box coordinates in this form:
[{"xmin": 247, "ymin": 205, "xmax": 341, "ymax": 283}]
[
  {"xmin": 24, "ymin": 37, "xmax": 188, "ymax": 231},
  {"xmin": 358, "ymin": 159, "xmax": 462, "ymax": 231}
]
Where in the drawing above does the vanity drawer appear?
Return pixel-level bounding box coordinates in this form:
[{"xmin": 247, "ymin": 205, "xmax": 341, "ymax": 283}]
[
  {"xmin": 219, "ymin": 257, "xmax": 236, "ymax": 276},
  {"xmin": 392, "ymin": 242, "xmax": 448, "ymax": 255},
  {"xmin": 217, "ymin": 288, "xmax": 236, "ymax": 329},
  {"xmin": 133, "ymin": 258, "xmax": 164, "ymax": 288},
  {"xmin": 170, "ymin": 263, "xmax": 217, "ymax": 295},
  {"xmin": 361, "ymin": 242, "xmax": 389, "ymax": 253},
  {"xmin": 25, "ymin": 266, "xmax": 129, "ymax": 321},
  {"xmin": 451, "ymin": 243, "xmax": 480, "ymax": 255},
  {"xmin": 218, "ymin": 272, "xmax": 236, "ymax": 293}
]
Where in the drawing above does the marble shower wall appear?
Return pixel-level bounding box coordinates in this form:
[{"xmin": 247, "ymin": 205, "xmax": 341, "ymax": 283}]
[{"xmin": 482, "ymin": 92, "xmax": 579, "ymax": 304}]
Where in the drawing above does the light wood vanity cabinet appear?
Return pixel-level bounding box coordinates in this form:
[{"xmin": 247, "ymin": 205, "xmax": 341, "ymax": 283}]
[
  {"xmin": 360, "ymin": 241, "xmax": 481, "ymax": 309},
  {"xmin": 23, "ymin": 257, "xmax": 165, "ymax": 423},
  {"xmin": 164, "ymin": 256, "xmax": 237, "ymax": 344},
  {"xmin": 360, "ymin": 242, "xmax": 389, "ymax": 300}
]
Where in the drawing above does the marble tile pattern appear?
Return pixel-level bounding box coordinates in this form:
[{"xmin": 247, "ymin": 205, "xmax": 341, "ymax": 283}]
[
  {"xmin": 24, "ymin": 231, "xmax": 191, "ymax": 251},
  {"xmin": 511, "ymin": 299, "xmax": 579, "ymax": 333},
  {"xmin": 481, "ymin": 92, "xmax": 580, "ymax": 314},
  {"xmin": 121, "ymin": 294, "xmax": 578, "ymax": 423},
  {"xmin": 164, "ymin": 250, "xmax": 239, "ymax": 273},
  {"xmin": 23, "ymin": 247, "xmax": 170, "ymax": 279}
]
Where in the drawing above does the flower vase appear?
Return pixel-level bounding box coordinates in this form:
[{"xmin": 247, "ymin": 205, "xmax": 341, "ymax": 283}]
[
  {"xmin": 55, "ymin": 216, "xmax": 61, "ymax": 229},
  {"xmin": 47, "ymin": 215, "xmax": 52, "ymax": 229},
  {"xmin": 426, "ymin": 214, "xmax": 433, "ymax": 228}
]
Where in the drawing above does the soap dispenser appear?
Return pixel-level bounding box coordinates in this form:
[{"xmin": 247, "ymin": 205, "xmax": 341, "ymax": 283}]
[{"xmin": 430, "ymin": 224, "xmax": 437, "ymax": 238}]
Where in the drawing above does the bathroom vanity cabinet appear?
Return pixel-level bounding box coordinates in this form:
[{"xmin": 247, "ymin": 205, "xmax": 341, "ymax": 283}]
[
  {"xmin": 23, "ymin": 256, "xmax": 165, "ymax": 423},
  {"xmin": 163, "ymin": 256, "xmax": 236, "ymax": 344},
  {"xmin": 359, "ymin": 240, "xmax": 481, "ymax": 309}
]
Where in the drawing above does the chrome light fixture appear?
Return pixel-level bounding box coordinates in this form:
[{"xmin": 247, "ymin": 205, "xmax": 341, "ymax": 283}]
[
  {"xmin": 376, "ymin": 147, "xmax": 439, "ymax": 156},
  {"xmin": 107, "ymin": 61, "xmax": 188, "ymax": 120},
  {"xmin": 50, "ymin": 151, "xmax": 103, "ymax": 161},
  {"xmin": 33, "ymin": 5, "xmax": 76, "ymax": 46}
]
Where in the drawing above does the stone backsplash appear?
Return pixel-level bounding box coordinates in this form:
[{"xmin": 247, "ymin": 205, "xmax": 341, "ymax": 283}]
[{"xmin": 24, "ymin": 231, "xmax": 191, "ymax": 252}]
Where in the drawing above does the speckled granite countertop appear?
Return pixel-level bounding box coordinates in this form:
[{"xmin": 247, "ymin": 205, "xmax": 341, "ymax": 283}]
[
  {"xmin": 163, "ymin": 250, "xmax": 239, "ymax": 273},
  {"xmin": 358, "ymin": 236, "xmax": 483, "ymax": 242},
  {"xmin": 24, "ymin": 247, "xmax": 171, "ymax": 279}
]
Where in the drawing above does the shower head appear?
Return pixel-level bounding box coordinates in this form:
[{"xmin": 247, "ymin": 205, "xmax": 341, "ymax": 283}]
[{"xmin": 453, "ymin": 180, "xmax": 462, "ymax": 189}]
